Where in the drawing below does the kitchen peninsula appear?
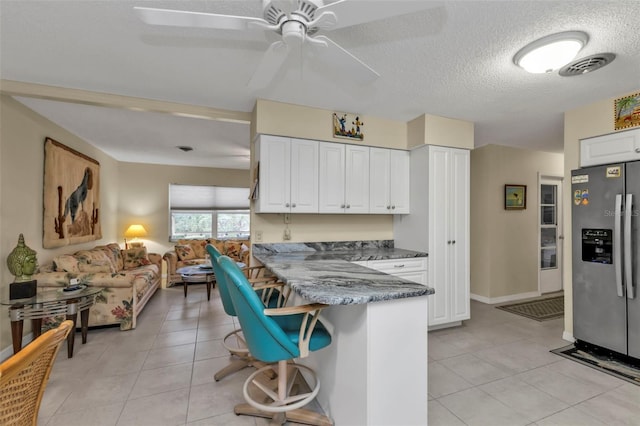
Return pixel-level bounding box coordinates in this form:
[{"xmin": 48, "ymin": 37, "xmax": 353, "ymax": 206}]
[{"xmin": 252, "ymin": 241, "xmax": 433, "ymax": 426}]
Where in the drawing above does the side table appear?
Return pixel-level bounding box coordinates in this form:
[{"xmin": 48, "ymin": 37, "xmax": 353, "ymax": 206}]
[
  {"xmin": 177, "ymin": 265, "xmax": 216, "ymax": 300},
  {"xmin": 1, "ymin": 286, "xmax": 103, "ymax": 358}
]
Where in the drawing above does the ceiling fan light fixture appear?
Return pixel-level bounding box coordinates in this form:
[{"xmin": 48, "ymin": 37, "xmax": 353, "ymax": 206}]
[
  {"xmin": 514, "ymin": 31, "xmax": 588, "ymax": 74},
  {"xmin": 281, "ymin": 20, "xmax": 306, "ymax": 46}
]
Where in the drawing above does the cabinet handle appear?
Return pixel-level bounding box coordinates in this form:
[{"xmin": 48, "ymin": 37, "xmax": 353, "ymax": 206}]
[
  {"xmin": 285, "ymin": 203, "xmax": 290, "ymax": 207},
  {"xmin": 393, "ymin": 264, "xmax": 405, "ymax": 268},
  {"xmin": 447, "ymin": 240, "xmax": 451, "ymax": 244},
  {"xmin": 347, "ymin": 204, "xmax": 351, "ymax": 209},
  {"xmin": 636, "ymin": 148, "xmax": 640, "ymax": 153},
  {"xmin": 387, "ymin": 205, "xmax": 391, "ymax": 209},
  {"xmin": 292, "ymin": 203, "xmax": 296, "ymax": 208},
  {"xmin": 341, "ymin": 204, "xmax": 346, "ymax": 208},
  {"xmin": 392, "ymin": 205, "xmax": 396, "ymax": 209},
  {"xmin": 452, "ymin": 240, "xmax": 456, "ymax": 244}
]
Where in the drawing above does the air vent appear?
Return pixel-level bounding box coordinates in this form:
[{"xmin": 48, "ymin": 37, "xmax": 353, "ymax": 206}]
[{"xmin": 559, "ymin": 53, "xmax": 616, "ymax": 77}]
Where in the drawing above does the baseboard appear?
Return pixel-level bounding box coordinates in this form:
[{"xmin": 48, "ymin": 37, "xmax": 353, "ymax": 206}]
[
  {"xmin": 562, "ymin": 330, "xmax": 575, "ymax": 343},
  {"xmin": 470, "ymin": 291, "xmax": 541, "ymax": 305},
  {"xmin": 0, "ymin": 332, "xmax": 33, "ymax": 362}
]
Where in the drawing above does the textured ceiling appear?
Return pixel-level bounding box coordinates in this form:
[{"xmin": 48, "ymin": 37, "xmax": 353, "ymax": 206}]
[{"xmin": 2, "ymin": 0, "xmax": 640, "ymax": 169}]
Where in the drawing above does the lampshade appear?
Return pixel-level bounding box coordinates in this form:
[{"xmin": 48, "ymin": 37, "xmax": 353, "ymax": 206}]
[
  {"xmin": 124, "ymin": 224, "xmax": 148, "ymax": 239},
  {"xmin": 513, "ymin": 31, "xmax": 588, "ymax": 74}
]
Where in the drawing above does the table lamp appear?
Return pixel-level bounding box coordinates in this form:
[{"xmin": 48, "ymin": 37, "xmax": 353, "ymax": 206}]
[{"xmin": 124, "ymin": 224, "xmax": 147, "ymax": 249}]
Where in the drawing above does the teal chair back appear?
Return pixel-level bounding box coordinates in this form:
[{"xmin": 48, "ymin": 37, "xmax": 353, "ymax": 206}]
[
  {"xmin": 206, "ymin": 244, "xmax": 236, "ymax": 317},
  {"xmin": 218, "ymin": 255, "xmax": 302, "ymax": 363}
]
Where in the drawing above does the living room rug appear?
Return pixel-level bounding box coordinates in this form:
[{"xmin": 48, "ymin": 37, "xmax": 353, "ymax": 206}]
[
  {"xmin": 495, "ymin": 296, "xmax": 564, "ymax": 321},
  {"xmin": 551, "ymin": 344, "xmax": 640, "ymax": 386}
]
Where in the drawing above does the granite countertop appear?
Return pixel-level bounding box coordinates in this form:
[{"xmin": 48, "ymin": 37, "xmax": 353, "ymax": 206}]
[{"xmin": 252, "ymin": 241, "xmax": 433, "ymax": 305}]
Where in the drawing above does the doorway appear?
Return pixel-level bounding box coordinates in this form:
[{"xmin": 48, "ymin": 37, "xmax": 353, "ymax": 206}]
[{"xmin": 539, "ymin": 176, "xmax": 563, "ymax": 294}]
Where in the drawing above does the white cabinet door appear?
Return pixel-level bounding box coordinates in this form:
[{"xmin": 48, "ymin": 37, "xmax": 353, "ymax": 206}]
[
  {"xmin": 345, "ymin": 145, "xmax": 370, "ymax": 214},
  {"xmin": 427, "ymin": 146, "xmax": 470, "ymax": 327},
  {"xmin": 369, "ymin": 148, "xmax": 391, "ymax": 214},
  {"xmin": 580, "ymin": 128, "xmax": 640, "ymax": 167},
  {"xmin": 290, "ymin": 138, "xmax": 319, "ymax": 213},
  {"xmin": 428, "ymin": 147, "xmax": 452, "ymax": 326},
  {"xmin": 449, "ymin": 148, "xmax": 470, "ymax": 322},
  {"xmin": 256, "ymin": 135, "xmax": 291, "ymax": 213},
  {"xmin": 319, "ymin": 142, "xmax": 346, "ymax": 213},
  {"xmin": 390, "ymin": 149, "xmax": 410, "ymax": 214}
]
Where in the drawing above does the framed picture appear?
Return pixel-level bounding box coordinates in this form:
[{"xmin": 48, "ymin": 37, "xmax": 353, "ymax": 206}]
[
  {"xmin": 333, "ymin": 112, "xmax": 364, "ymax": 141},
  {"xmin": 505, "ymin": 184, "xmax": 526, "ymax": 210},
  {"xmin": 43, "ymin": 137, "xmax": 101, "ymax": 248},
  {"xmin": 614, "ymin": 92, "xmax": 640, "ymax": 130}
]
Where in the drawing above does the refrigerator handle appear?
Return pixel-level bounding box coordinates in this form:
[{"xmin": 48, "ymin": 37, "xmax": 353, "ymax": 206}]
[
  {"xmin": 615, "ymin": 194, "xmax": 624, "ymax": 297},
  {"xmin": 625, "ymin": 193, "xmax": 635, "ymax": 299}
]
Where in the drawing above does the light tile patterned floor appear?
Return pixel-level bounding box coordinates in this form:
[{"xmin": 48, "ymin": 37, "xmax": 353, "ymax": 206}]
[{"xmin": 37, "ymin": 287, "xmax": 640, "ymax": 425}]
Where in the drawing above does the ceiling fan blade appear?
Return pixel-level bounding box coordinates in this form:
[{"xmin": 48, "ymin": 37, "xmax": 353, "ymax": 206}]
[
  {"xmin": 311, "ymin": 35, "xmax": 379, "ymax": 83},
  {"xmin": 248, "ymin": 41, "xmax": 291, "ymax": 89},
  {"xmin": 134, "ymin": 6, "xmax": 268, "ymax": 31},
  {"xmin": 316, "ymin": 0, "xmax": 434, "ymax": 30}
]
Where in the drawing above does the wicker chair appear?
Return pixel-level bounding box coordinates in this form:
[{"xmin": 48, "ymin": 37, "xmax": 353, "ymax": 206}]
[{"xmin": 0, "ymin": 320, "xmax": 73, "ymax": 425}]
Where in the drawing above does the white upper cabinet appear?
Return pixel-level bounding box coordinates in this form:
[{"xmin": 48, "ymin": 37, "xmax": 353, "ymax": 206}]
[
  {"xmin": 580, "ymin": 128, "xmax": 640, "ymax": 167},
  {"xmin": 319, "ymin": 143, "xmax": 370, "ymax": 213},
  {"xmin": 255, "ymin": 135, "xmax": 318, "ymax": 213},
  {"xmin": 370, "ymin": 148, "xmax": 410, "ymax": 214}
]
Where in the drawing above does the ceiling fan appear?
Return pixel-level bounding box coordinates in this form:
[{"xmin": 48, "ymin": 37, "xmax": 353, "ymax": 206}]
[{"xmin": 134, "ymin": 0, "xmax": 432, "ymax": 89}]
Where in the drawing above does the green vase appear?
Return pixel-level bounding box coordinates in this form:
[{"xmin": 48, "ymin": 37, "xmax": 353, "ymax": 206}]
[{"xmin": 7, "ymin": 233, "xmax": 38, "ymax": 283}]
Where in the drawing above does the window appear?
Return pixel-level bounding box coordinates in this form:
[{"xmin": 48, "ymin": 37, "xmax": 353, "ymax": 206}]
[{"xmin": 169, "ymin": 185, "xmax": 250, "ymax": 241}]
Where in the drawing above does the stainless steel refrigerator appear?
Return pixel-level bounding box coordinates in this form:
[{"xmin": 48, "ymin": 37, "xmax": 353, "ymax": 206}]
[{"xmin": 572, "ymin": 161, "xmax": 640, "ymax": 359}]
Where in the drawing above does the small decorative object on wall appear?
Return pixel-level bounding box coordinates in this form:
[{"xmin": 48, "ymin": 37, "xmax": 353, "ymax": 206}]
[
  {"xmin": 43, "ymin": 137, "xmax": 101, "ymax": 248},
  {"xmin": 505, "ymin": 184, "xmax": 527, "ymax": 210},
  {"xmin": 333, "ymin": 112, "xmax": 364, "ymax": 141},
  {"xmin": 614, "ymin": 92, "xmax": 640, "ymax": 130}
]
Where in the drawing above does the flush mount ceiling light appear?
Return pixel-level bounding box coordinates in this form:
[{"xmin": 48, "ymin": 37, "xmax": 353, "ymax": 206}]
[{"xmin": 513, "ymin": 31, "xmax": 589, "ymax": 74}]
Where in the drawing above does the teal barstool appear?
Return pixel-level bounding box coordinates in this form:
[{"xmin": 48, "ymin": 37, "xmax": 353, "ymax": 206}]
[
  {"xmin": 206, "ymin": 244, "xmax": 288, "ymax": 381},
  {"xmin": 218, "ymin": 255, "xmax": 333, "ymax": 426}
]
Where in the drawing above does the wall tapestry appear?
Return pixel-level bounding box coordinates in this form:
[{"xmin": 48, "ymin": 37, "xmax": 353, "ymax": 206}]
[
  {"xmin": 43, "ymin": 137, "xmax": 101, "ymax": 248},
  {"xmin": 333, "ymin": 112, "xmax": 364, "ymax": 141}
]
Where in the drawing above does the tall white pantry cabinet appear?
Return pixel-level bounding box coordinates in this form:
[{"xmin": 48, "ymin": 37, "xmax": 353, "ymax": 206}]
[{"xmin": 394, "ymin": 145, "xmax": 470, "ymax": 328}]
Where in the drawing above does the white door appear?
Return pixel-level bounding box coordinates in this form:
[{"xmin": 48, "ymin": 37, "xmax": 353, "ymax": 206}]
[
  {"xmin": 449, "ymin": 149, "xmax": 470, "ymax": 322},
  {"xmin": 369, "ymin": 148, "xmax": 391, "ymax": 214},
  {"xmin": 290, "ymin": 138, "xmax": 318, "ymax": 213},
  {"xmin": 257, "ymin": 136, "xmax": 290, "ymax": 213},
  {"xmin": 318, "ymin": 142, "xmax": 346, "ymax": 213},
  {"xmin": 345, "ymin": 145, "xmax": 370, "ymax": 214},
  {"xmin": 539, "ymin": 176, "xmax": 563, "ymax": 293},
  {"xmin": 390, "ymin": 150, "xmax": 410, "ymax": 214}
]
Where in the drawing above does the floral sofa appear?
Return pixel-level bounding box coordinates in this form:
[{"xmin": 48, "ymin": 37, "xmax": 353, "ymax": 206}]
[
  {"xmin": 33, "ymin": 243, "xmax": 161, "ymax": 330},
  {"xmin": 163, "ymin": 238, "xmax": 250, "ymax": 287}
]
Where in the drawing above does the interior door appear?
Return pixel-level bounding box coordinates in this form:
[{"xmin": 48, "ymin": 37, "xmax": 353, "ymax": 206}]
[{"xmin": 539, "ymin": 177, "xmax": 563, "ymax": 294}]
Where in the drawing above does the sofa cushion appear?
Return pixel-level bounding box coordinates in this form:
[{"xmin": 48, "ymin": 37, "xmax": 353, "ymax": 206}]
[
  {"xmin": 52, "ymin": 254, "xmax": 82, "ymax": 273},
  {"xmin": 123, "ymin": 247, "xmax": 152, "ymax": 270},
  {"xmin": 190, "ymin": 240, "xmax": 208, "ymax": 259},
  {"xmin": 175, "ymin": 244, "xmax": 197, "ymax": 261},
  {"xmin": 78, "ymin": 260, "xmax": 114, "ymax": 273},
  {"xmin": 96, "ymin": 243, "xmax": 125, "ymax": 271}
]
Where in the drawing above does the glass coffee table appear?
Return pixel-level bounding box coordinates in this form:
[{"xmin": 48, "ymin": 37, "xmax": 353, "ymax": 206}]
[
  {"xmin": 177, "ymin": 265, "xmax": 216, "ymax": 300},
  {"xmin": 1, "ymin": 286, "xmax": 103, "ymax": 358}
]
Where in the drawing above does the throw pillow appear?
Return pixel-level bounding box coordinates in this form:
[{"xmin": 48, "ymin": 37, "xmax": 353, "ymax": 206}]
[
  {"xmin": 122, "ymin": 247, "xmax": 152, "ymax": 270},
  {"xmin": 52, "ymin": 254, "xmax": 81, "ymax": 273},
  {"xmin": 224, "ymin": 241, "xmax": 244, "ymax": 262},
  {"xmin": 175, "ymin": 244, "xmax": 196, "ymax": 261},
  {"xmin": 191, "ymin": 240, "xmax": 207, "ymax": 259}
]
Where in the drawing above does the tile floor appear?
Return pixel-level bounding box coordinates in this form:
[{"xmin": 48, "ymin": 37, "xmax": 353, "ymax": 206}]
[{"xmin": 36, "ymin": 286, "xmax": 639, "ymax": 425}]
